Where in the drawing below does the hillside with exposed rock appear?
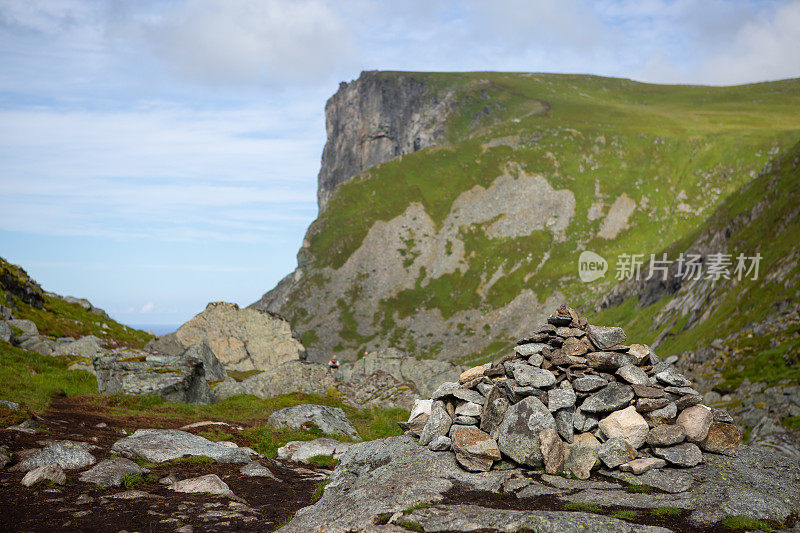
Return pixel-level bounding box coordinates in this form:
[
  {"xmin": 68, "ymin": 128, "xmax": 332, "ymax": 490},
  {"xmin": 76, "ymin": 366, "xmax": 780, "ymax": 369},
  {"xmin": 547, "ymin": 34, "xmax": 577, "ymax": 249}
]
[{"xmin": 252, "ymin": 71, "xmax": 800, "ymax": 372}]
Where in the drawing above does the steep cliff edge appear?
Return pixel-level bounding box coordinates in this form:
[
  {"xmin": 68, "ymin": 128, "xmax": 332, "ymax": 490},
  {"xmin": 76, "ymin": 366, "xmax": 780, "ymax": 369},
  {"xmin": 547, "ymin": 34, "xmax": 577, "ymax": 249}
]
[
  {"xmin": 317, "ymin": 71, "xmax": 454, "ymax": 211},
  {"xmin": 253, "ymin": 72, "xmax": 800, "ymax": 366}
]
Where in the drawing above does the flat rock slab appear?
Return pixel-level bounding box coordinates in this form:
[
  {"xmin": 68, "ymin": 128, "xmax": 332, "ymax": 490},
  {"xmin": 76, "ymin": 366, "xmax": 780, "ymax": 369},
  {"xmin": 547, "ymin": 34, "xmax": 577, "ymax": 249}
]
[
  {"xmin": 111, "ymin": 429, "xmax": 251, "ymax": 463},
  {"xmin": 169, "ymin": 474, "xmax": 236, "ymax": 499},
  {"xmin": 277, "ymin": 438, "xmax": 353, "ymax": 463},
  {"xmin": 78, "ymin": 457, "xmax": 150, "ymax": 488},
  {"xmin": 11, "ymin": 441, "xmax": 96, "ymax": 472},
  {"xmin": 239, "ymin": 461, "xmax": 280, "ymax": 481},
  {"xmin": 404, "ymin": 504, "xmax": 670, "ymax": 533},
  {"xmin": 268, "ymin": 404, "xmax": 360, "ymax": 440},
  {"xmin": 603, "ymin": 467, "xmax": 693, "ymax": 493}
]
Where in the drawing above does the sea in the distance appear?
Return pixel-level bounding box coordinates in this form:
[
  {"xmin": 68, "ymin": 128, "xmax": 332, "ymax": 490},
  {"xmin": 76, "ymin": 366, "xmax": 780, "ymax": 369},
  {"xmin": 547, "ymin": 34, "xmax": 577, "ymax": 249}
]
[{"xmin": 127, "ymin": 324, "xmax": 179, "ymax": 336}]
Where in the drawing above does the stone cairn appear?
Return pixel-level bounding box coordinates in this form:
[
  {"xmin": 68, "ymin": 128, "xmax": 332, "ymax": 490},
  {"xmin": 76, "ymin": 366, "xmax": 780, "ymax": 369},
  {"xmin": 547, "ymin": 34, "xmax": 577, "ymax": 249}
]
[{"xmin": 403, "ymin": 305, "xmax": 741, "ymax": 478}]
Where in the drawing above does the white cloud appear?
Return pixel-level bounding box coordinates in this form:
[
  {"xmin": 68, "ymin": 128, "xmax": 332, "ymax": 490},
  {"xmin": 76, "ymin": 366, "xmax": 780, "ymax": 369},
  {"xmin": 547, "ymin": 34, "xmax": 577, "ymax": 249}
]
[
  {"xmin": 697, "ymin": 0, "xmax": 800, "ymax": 84},
  {"xmin": 140, "ymin": 301, "xmax": 155, "ymax": 313},
  {"xmin": 121, "ymin": 0, "xmax": 355, "ymax": 86}
]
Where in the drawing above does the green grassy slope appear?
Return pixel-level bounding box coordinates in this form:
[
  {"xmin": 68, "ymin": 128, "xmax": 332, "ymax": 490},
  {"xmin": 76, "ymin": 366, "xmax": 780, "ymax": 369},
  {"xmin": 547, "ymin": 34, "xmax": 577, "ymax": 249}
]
[{"xmin": 275, "ymin": 72, "xmax": 800, "ymax": 363}]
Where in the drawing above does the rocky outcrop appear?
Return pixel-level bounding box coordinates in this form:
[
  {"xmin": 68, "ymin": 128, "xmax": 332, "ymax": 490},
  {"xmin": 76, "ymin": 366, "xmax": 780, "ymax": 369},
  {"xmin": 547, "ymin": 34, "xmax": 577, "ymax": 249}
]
[
  {"xmin": 267, "ymin": 404, "xmax": 360, "ymax": 440},
  {"xmin": 212, "ymin": 360, "xmax": 334, "ymax": 401},
  {"xmin": 336, "ymin": 347, "xmax": 463, "ymax": 398},
  {"xmin": 93, "ymin": 348, "xmax": 215, "ymax": 404},
  {"xmin": 111, "ymin": 429, "xmax": 253, "ymax": 463},
  {"xmin": 147, "ymin": 302, "xmax": 305, "ymax": 371},
  {"xmin": 0, "ymin": 257, "xmax": 44, "ymax": 309},
  {"xmin": 317, "ymin": 71, "xmax": 457, "ymax": 212},
  {"xmin": 278, "ymin": 433, "xmax": 799, "ymax": 532}
]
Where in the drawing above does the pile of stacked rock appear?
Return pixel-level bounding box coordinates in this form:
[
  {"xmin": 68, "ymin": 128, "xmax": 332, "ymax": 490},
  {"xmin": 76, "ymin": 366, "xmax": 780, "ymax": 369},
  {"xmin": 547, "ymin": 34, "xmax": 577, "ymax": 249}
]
[{"xmin": 403, "ymin": 305, "xmax": 741, "ymax": 479}]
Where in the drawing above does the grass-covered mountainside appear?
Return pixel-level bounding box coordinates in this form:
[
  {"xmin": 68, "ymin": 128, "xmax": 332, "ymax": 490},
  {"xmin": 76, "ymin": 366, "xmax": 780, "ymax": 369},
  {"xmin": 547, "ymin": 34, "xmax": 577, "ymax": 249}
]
[{"xmin": 254, "ymin": 71, "xmax": 800, "ymax": 367}]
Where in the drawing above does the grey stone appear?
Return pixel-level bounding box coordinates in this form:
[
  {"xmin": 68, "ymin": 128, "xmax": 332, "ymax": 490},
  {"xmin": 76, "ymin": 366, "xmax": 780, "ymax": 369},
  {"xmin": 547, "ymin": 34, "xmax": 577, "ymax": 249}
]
[
  {"xmin": 268, "ymin": 404, "xmax": 360, "ymax": 440},
  {"xmin": 111, "ymin": 429, "xmax": 251, "ymax": 463},
  {"xmin": 548, "ymin": 388, "xmax": 576, "ymax": 411},
  {"xmin": 515, "ymin": 343, "xmax": 549, "ymax": 356},
  {"xmin": 585, "ymin": 351, "xmax": 638, "ymax": 370},
  {"xmin": 428, "ymin": 436, "xmax": 452, "ymax": 451},
  {"xmin": 7, "ymin": 319, "xmax": 38, "ymax": 336},
  {"xmin": 618, "ymin": 458, "xmax": 667, "ymax": 475},
  {"xmin": 511, "ymin": 364, "xmax": 556, "ymax": 388},
  {"xmin": 420, "ymin": 401, "xmax": 452, "ymax": 446},
  {"xmin": 21, "ymin": 463, "xmax": 66, "ymax": 487},
  {"xmin": 675, "ymin": 394, "xmax": 703, "ymax": 410},
  {"xmin": 169, "ymin": 474, "xmax": 237, "ymax": 498},
  {"xmin": 93, "ymin": 349, "xmax": 212, "ymax": 404},
  {"xmin": 554, "ymin": 407, "xmax": 575, "ymax": 443},
  {"xmin": 479, "ymin": 386, "xmax": 508, "ymax": 438},
  {"xmin": 0, "ymin": 321, "xmax": 11, "ymax": 343},
  {"xmin": 664, "ymin": 386, "xmax": 699, "ymax": 396},
  {"xmin": 644, "ymin": 402, "xmax": 677, "ymax": 426},
  {"xmin": 11, "ymin": 441, "xmax": 96, "ymax": 472},
  {"xmin": 277, "ymin": 438, "xmax": 353, "ymax": 462},
  {"xmin": 615, "ymin": 365, "xmax": 649, "ymax": 385},
  {"xmin": 454, "ymin": 401, "xmax": 482, "ymax": 417},
  {"xmin": 572, "ymin": 375, "xmax": 607, "ymax": 393},
  {"xmin": 78, "ymin": 458, "xmax": 150, "ymax": 488},
  {"xmin": 631, "ymin": 384, "xmax": 665, "ymax": 398},
  {"xmin": 587, "ymin": 325, "xmax": 627, "ymax": 350},
  {"xmin": 564, "ymin": 432, "xmax": 600, "ymax": 480},
  {"xmin": 453, "ymin": 415, "xmax": 479, "ymax": 425},
  {"xmin": 652, "ymin": 443, "xmax": 703, "ymax": 467},
  {"xmin": 180, "ymin": 342, "xmax": 228, "ymax": 382},
  {"xmin": 655, "ymin": 368, "xmax": 692, "ymax": 387},
  {"xmin": 711, "ymin": 408, "xmax": 735, "ymax": 424},
  {"xmin": 496, "ymin": 396, "xmax": 555, "ymax": 467},
  {"xmin": 598, "ymin": 437, "xmax": 637, "ymax": 469},
  {"xmin": 52, "ymin": 335, "xmax": 105, "ymax": 358},
  {"xmin": 646, "ymin": 425, "xmax": 686, "ymax": 446},
  {"xmin": 580, "ymin": 383, "xmax": 634, "ymax": 413},
  {"xmin": 0, "ymin": 399, "xmax": 19, "ymax": 410},
  {"xmin": 605, "ymin": 467, "xmax": 693, "ymax": 493},
  {"xmin": 636, "ymin": 397, "xmax": 670, "ymax": 412},
  {"xmin": 400, "ymin": 504, "xmax": 672, "ymax": 533},
  {"xmin": 572, "ymin": 409, "xmax": 598, "ymax": 432},
  {"xmin": 239, "ymin": 461, "xmax": 280, "ymax": 480}
]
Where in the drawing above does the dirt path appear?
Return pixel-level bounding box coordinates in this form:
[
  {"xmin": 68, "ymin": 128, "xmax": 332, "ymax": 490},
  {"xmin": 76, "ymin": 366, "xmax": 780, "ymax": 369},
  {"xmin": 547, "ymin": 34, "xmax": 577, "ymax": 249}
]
[{"xmin": 0, "ymin": 396, "xmax": 327, "ymax": 532}]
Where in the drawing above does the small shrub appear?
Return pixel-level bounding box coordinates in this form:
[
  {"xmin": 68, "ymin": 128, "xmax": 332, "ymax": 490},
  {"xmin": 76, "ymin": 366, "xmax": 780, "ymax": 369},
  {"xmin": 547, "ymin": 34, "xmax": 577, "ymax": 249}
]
[
  {"xmin": 651, "ymin": 507, "xmax": 681, "ymax": 517},
  {"xmin": 610, "ymin": 510, "xmax": 640, "ymax": 520},
  {"xmin": 311, "ymin": 479, "xmax": 329, "ymax": 503},
  {"xmin": 625, "ymin": 484, "xmax": 654, "ymax": 493},
  {"xmin": 720, "ymin": 515, "xmax": 773, "ymax": 531},
  {"xmin": 396, "ymin": 519, "xmax": 424, "ymax": 532},
  {"xmin": 307, "ymin": 454, "xmax": 339, "ymax": 467},
  {"xmin": 404, "ymin": 502, "xmax": 432, "ymax": 513},
  {"xmin": 123, "ymin": 473, "xmax": 158, "ymax": 489},
  {"xmin": 565, "ymin": 502, "xmax": 603, "ymax": 513}
]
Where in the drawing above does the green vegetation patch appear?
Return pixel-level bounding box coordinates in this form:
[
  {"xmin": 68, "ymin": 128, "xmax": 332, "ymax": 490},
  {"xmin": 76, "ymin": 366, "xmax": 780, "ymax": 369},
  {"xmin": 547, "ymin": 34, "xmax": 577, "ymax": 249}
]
[
  {"xmin": 306, "ymin": 454, "xmax": 339, "ymax": 467},
  {"xmin": 720, "ymin": 515, "xmax": 774, "ymax": 531},
  {"xmin": 0, "ymin": 342, "xmax": 97, "ymax": 425},
  {"xmin": 651, "ymin": 507, "xmax": 682, "ymax": 517}
]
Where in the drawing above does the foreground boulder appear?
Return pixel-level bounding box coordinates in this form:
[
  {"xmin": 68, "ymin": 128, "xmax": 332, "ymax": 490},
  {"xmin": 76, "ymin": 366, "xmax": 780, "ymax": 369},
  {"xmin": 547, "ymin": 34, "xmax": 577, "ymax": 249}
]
[
  {"xmin": 78, "ymin": 457, "xmax": 150, "ymax": 488},
  {"xmin": 10, "ymin": 441, "xmax": 96, "ymax": 472},
  {"xmin": 93, "ymin": 348, "xmax": 214, "ymax": 404},
  {"xmin": 146, "ymin": 302, "xmax": 305, "ymax": 371},
  {"xmin": 278, "ymin": 435, "xmax": 800, "ymax": 532},
  {"xmin": 111, "ymin": 429, "xmax": 252, "ymax": 463},
  {"xmin": 268, "ymin": 404, "xmax": 360, "ymax": 440}
]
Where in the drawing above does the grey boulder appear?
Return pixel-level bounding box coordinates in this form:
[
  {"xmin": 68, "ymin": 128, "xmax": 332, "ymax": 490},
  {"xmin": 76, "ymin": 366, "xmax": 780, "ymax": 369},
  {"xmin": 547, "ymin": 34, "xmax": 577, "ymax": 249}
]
[
  {"xmin": 267, "ymin": 404, "xmax": 360, "ymax": 440},
  {"xmin": 111, "ymin": 429, "xmax": 251, "ymax": 463}
]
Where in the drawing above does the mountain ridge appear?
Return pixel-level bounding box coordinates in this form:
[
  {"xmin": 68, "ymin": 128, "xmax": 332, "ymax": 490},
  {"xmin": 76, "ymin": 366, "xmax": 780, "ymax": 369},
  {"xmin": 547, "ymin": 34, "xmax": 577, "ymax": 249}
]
[{"xmin": 253, "ymin": 71, "xmax": 800, "ymax": 367}]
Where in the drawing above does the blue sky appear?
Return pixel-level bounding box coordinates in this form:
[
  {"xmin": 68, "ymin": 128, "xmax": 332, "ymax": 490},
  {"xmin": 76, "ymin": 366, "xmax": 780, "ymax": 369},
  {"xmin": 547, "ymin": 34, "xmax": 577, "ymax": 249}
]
[{"xmin": 1, "ymin": 0, "xmax": 798, "ymax": 328}]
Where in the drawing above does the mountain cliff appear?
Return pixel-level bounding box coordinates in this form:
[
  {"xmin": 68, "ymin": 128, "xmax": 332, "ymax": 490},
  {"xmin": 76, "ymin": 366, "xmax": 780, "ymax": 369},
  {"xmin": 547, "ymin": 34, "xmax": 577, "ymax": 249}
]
[{"xmin": 252, "ymin": 71, "xmax": 800, "ymax": 367}]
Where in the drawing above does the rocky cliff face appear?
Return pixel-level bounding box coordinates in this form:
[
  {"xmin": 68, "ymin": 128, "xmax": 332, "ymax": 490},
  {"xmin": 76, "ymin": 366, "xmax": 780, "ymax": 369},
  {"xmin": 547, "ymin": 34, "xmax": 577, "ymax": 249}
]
[
  {"xmin": 317, "ymin": 71, "xmax": 456, "ymax": 211},
  {"xmin": 253, "ymin": 71, "xmax": 800, "ymax": 371}
]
